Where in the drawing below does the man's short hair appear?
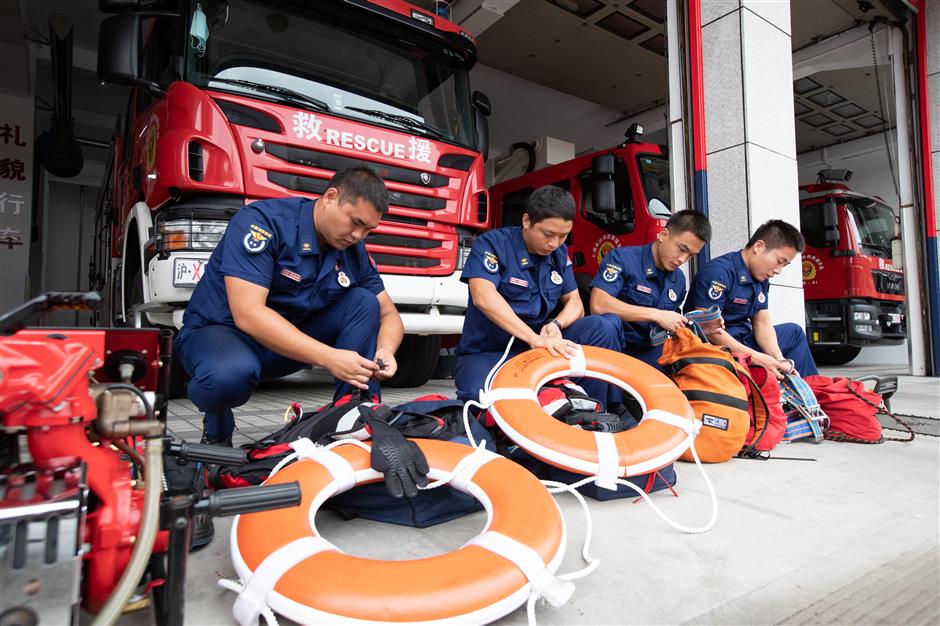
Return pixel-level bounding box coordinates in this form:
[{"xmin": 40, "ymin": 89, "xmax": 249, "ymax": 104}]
[
  {"xmin": 328, "ymin": 166, "xmax": 389, "ymax": 215},
  {"xmin": 665, "ymin": 209, "xmax": 711, "ymax": 242},
  {"xmin": 746, "ymin": 219, "xmax": 805, "ymax": 253},
  {"xmin": 524, "ymin": 185, "xmax": 576, "ymax": 223}
]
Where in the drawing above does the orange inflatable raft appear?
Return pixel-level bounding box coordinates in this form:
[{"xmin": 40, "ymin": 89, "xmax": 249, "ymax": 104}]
[
  {"xmin": 230, "ymin": 438, "xmax": 572, "ymax": 625},
  {"xmin": 484, "ymin": 345, "xmax": 697, "ymax": 489}
]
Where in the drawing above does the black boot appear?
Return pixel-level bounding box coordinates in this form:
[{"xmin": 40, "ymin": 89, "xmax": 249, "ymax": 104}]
[{"xmin": 200, "ymin": 417, "xmax": 233, "ymax": 447}]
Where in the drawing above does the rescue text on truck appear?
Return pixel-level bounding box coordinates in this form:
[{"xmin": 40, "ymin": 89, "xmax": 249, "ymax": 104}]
[{"xmin": 94, "ymin": 0, "xmax": 490, "ymax": 389}]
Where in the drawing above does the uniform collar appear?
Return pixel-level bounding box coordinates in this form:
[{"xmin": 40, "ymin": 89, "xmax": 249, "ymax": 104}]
[
  {"xmin": 299, "ymin": 199, "xmax": 319, "ymax": 256},
  {"xmin": 733, "ymin": 250, "xmax": 753, "ymax": 284},
  {"xmin": 641, "ymin": 242, "xmax": 662, "ymax": 279}
]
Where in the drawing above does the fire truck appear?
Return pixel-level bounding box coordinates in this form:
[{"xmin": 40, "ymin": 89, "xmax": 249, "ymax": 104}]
[
  {"xmin": 798, "ymin": 170, "xmax": 906, "ymax": 365},
  {"xmin": 94, "ymin": 0, "xmax": 490, "ymax": 388},
  {"xmin": 488, "ymin": 127, "xmax": 672, "ymax": 303}
]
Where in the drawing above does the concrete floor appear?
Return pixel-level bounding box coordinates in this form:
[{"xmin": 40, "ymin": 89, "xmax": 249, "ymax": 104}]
[{"xmin": 119, "ymin": 364, "xmax": 938, "ymax": 625}]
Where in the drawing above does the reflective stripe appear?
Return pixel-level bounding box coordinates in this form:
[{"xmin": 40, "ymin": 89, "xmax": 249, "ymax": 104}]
[
  {"xmin": 568, "ymin": 345, "xmax": 587, "ymax": 378},
  {"xmin": 593, "ymin": 431, "xmax": 620, "ymax": 491},
  {"xmin": 290, "ymin": 439, "xmax": 358, "ymax": 492},
  {"xmin": 641, "ymin": 409, "xmax": 696, "ymax": 434},
  {"xmin": 469, "ymin": 531, "xmax": 575, "ymax": 608},
  {"xmin": 449, "ymin": 448, "xmax": 500, "ymax": 492},
  {"xmin": 233, "ymin": 536, "xmax": 338, "ymax": 626}
]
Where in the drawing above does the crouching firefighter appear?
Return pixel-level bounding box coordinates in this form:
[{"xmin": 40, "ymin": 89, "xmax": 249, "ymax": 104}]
[
  {"xmin": 454, "ymin": 185, "xmax": 623, "ymax": 407},
  {"xmin": 175, "ymin": 166, "xmax": 404, "ymax": 446}
]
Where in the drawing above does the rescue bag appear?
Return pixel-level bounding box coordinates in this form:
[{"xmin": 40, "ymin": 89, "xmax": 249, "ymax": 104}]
[
  {"xmin": 509, "ymin": 379, "xmax": 678, "ymax": 500},
  {"xmin": 658, "ymin": 327, "xmax": 751, "ymax": 463},
  {"xmin": 209, "ymin": 392, "xmax": 494, "ymax": 528},
  {"xmin": 732, "ymin": 353, "xmax": 787, "ymax": 453},
  {"xmin": 804, "ymin": 375, "xmax": 915, "ymax": 444}
]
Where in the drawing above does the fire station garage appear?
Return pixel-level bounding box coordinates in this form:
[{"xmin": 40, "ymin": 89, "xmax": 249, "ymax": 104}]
[{"xmin": 0, "ymin": 1, "xmax": 937, "ymax": 625}]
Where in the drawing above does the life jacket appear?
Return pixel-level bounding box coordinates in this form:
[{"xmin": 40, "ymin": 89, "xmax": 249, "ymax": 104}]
[{"xmin": 658, "ymin": 327, "xmax": 755, "ymax": 463}]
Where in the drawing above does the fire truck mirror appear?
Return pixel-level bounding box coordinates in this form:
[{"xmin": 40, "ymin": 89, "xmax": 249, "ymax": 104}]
[
  {"xmin": 97, "ymin": 14, "xmax": 148, "ymax": 89},
  {"xmin": 822, "ymin": 200, "xmax": 839, "ymax": 237},
  {"xmin": 591, "ymin": 155, "xmax": 616, "ymax": 214},
  {"xmin": 473, "ymin": 91, "xmax": 490, "ymax": 160}
]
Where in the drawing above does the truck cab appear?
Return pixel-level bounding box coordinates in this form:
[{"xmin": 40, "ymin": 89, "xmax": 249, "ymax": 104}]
[
  {"xmin": 799, "ymin": 170, "xmax": 906, "ymax": 365},
  {"xmin": 96, "ymin": 0, "xmax": 490, "ymax": 387},
  {"xmin": 488, "ymin": 134, "xmax": 671, "ymax": 304}
]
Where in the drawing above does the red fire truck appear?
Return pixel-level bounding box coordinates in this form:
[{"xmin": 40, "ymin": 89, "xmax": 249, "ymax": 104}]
[
  {"xmin": 799, "ymin": 170, "xmax": 906, "ymax": 365},
  {"xmin": 95, "ymin": 0, "xmax": 490, "ymax": 387},
  {"xmin": 488, "ymin": 129, "xmax": 672, "ymax": 302}
]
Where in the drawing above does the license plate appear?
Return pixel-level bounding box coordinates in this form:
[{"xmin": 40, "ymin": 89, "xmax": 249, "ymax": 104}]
[
  {"xmin": 887, "ymin": 313, "xmax": 903, "ymax": 325},
  {"xmin": 173, "ymin": 258, "xmax": 206, "ymax": 287}
]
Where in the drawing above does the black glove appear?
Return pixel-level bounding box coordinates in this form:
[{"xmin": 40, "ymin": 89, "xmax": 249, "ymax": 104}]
[{"xmin": 364, "ymin": 414, "xmax": 430, "ymax": 498}]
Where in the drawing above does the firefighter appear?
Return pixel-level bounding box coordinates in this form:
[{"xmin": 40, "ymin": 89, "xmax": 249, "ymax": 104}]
[
  {"xmin": 454, "ymin": 185, "xmax": 622, "ymax": 406},
  {"xmin": 589, "ymin": 209, "xmax": 712, "ymax": 371},
  {"xmin": 686, "ymin": 219, "xmax": 819, "ymax": 378},
  {"xmin": 175, "ymin": 166, "xmax": 405, "ymax": 447}
]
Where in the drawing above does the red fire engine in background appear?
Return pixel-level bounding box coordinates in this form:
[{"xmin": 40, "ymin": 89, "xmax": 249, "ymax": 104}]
[
  {"xmin": 798, "ymin": 170, "xmax": 906, "ymax": 365},
  {"xmin": 488, "ymin": 126, "xmax": 672, "ymax": 303},
  {"xmin": 92, "ymin": 0, "xmax": 490, "ymax": 389}
]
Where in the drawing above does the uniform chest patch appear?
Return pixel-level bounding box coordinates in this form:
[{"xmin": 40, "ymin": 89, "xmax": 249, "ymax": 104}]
[
  {"xmin": 758, "ymin": 292, "xmax": 766, "ymax": 304},
  {"xmin": 707, "ymin": 280, "xmax": 727, "ymax": 301},
  {"xmin": 550, "ymin": 271, "xmax": 563, "ymax": 285},
  {"xmin": 602, "ymin": 263, "xmax": 622, "ymax": 283},
  {"xmin": 483, "ymin": 251, "xmax": 499, "ymax": 274},
  {"xmin": 732, "ymin": 297, "xmax": 748, "ymax": 305},
  {"xmin": 280, "ymin": 268, "xmax": 302, "ymax": 283},
  {"xmin": 636, "ymin": 284, "xmax": 652, "ymax": 294},
  {"xmin": 509, "ymin": 277, "xmax": 529, "ymax": 288},
  {"xmin": 668, "ymin": 288, "xmax": 678, "ymax": 302},
  {"xmin": 243, "ymin": 224, "xmax": 272, "ymax": 253}
]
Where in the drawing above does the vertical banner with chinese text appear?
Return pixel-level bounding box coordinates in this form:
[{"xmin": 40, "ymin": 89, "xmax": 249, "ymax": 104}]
[{"xmin": 0, "ymin": 94, "xmax": 33, "ymax": 312}]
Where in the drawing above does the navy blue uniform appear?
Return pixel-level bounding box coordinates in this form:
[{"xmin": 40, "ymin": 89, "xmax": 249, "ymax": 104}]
[
  {"xmin": 454, "ymin": 226, "xmax": 622, "ymax": 405},
  {"xmin": 590, "ymin": 243, "xmax": 686, "ymax": 371},
  {"xmin": 176, "ymin": 197, "xmax": 386, "ymax": 440},
  {"xmin": 686, "ymin": 250, "xmax": 817, "ymax": 375}
]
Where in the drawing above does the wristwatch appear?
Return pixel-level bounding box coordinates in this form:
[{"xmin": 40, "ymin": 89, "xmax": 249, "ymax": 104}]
[{"xmin": 546, "ymin": 318, "xmax": 563, "ymax": 331}]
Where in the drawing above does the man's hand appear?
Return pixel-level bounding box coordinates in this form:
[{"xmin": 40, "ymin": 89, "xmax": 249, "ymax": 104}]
[
  {"xmin": 530, "ymin": 335, "xmax": 579, "ymax": 358},
  {"xmin": 751, "ymin": 352, "xmax": 791, "ymax": 380},
  {"xmin": 697, "ymin": 314, "xmax": 725, "ymax": 337},
  {"xmin": 372, "ymin": 347, "xmax": 397, "ymax": 381},
  {"xmin": 653, "ymin": 310, "xmax": 688, "ymax": 333},
  {"xmin": 322, "ymin": 348, "xmax": 379, "ymax": 390},
  {"xmin": 540, "ymin": 321, "xmax": 563, "ymax": 339},
  {"xmin": 365, "ymin": 416, "xmax": 429, "ymax": 498}
]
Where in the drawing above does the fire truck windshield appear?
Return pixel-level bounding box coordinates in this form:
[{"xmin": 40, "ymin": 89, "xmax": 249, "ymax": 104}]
[
  {"xmin": 846, "ymin": 199, "xmax": 897, "ymax": 259},
  {"xmin": 185, "ymin": 0, "xmax": 476, "ymax": 148}
]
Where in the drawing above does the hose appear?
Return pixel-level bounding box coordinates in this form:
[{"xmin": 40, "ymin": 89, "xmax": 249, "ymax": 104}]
[{"xmin": 91, "ymin": 437, "xmax": 164, "ymax": 626}]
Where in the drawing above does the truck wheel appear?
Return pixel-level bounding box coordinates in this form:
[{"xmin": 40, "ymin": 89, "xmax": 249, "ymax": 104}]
[
  {"xmin": 811, "ymin": 345, "xmax": 862, "ymax": 366},
  {"xmin": 384, "ymin": 335, "xmax": 441, "ymax": 388},
  {"xmin": 127, "ymin": 266, "xmax": 191, "ymax": 399}
]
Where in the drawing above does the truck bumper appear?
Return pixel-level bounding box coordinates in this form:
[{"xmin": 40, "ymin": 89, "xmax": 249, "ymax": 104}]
[
  {"xmin": 805, "ymin": 299, "xmax": 906, "ymax": 347},
  {"xmin": 382, "ymin": 273, "xmax": 468, "ymax": 335}
]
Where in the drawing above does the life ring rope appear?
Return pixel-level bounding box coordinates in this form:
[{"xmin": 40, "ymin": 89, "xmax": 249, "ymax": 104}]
[{"xmin": 466, "ymin": 337, "xmax": 719, "ymax": 537}]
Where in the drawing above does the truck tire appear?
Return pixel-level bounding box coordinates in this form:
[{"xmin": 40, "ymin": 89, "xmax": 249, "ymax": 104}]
[
  {"xmin": 811, "ymin": 345, "xmax": 862, "ymax": 366},
  {"xmin": 385, "ymin": 334, "xmax": 441, "ymax": 388}
]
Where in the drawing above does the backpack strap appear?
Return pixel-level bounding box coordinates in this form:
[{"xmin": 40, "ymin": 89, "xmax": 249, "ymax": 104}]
[
  {"xmin": 733, "ymin": 363, "xmax": 772, "ymax": 458},
  {"xmin": 650, "ymin": 305, "xmax": 721, "ymax": 346}
]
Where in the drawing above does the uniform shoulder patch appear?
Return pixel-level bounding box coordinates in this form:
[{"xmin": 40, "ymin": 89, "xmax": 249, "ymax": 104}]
[
  {"xmin": 602, "ymin": 262, "xmax": 622, "ymax": 283},
  {"xmin": 243, "ymin": 223, "xmax": 272, "ymax": 253},
  {"xmin": 707, "ymin": 280, "xmax": 727, "ymax": 301},
  {"xmin": 483, "ymin": 251, "xmax": 499, "ymax": 274}
]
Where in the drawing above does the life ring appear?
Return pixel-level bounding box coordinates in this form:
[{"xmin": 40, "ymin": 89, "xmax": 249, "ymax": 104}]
[
  {"xmin": 230, "ymin": 438, "xmax": 570, "ymax": 625},
  {"xmin": 485, "ymin": 345, "xmax": 697, "ymax": 489}
]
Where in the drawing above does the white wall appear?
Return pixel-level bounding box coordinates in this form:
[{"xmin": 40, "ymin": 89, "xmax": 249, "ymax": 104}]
[
  {"xmin": 471, "ymin": 63, "xmax": 669, "ymax": 158},
  {"xmin": 797, "ymin": 133, "xmax": 909, "ymax": 366}
]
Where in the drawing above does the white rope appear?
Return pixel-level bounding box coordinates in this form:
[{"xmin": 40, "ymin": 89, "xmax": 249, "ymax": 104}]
[{"xmin": 218, "ymin": 579, "xmax": 279, "ymax": 626}]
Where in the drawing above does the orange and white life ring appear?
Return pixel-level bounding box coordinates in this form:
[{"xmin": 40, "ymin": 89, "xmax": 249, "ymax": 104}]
[
  {"xmin": 229, "ymin": 438, "xmax": 572, "ymax": 625},
  {"xmin": 484, "ymin": 346, "xmax": 697, "ymax": 489}
]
